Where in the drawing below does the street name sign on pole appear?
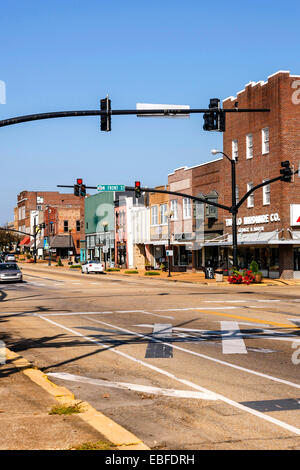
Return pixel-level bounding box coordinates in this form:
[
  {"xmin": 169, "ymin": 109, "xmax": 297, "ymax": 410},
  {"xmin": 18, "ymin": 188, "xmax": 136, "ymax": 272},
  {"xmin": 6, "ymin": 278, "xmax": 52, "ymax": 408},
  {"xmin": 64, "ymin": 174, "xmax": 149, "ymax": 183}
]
[
  {"xmin": 97, "ymin": 184, "xmax": 125, "ymax": 192},
  {"xmin": 136, "ymin": 103, "xmax": 190, "ymax": 118}
]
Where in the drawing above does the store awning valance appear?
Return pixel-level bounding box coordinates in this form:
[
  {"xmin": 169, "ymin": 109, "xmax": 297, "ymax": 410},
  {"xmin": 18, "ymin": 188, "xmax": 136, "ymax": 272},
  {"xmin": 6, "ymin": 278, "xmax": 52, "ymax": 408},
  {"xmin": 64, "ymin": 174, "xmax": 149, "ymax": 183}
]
[{"xmin": 19, "ymin": 235, "xmax": 31, "ymax": 246}]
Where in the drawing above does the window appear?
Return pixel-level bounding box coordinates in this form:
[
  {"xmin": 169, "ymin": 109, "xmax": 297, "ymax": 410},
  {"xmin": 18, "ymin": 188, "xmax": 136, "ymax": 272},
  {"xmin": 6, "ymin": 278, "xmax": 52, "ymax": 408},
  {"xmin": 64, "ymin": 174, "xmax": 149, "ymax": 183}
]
[
  {"xmin": 76, "ymin": 220, "xmax": 81, "ymax": 232},
  {"xmin": 246, "ymin": 134, "xmax": 253, "ymax": 159},
  {"xmin": 37, "ymin": 205, "xmax": 42, "ymax": 211},
  {"xmin": 247, "ymin": 182, "xmax": 254, "ymax": 208},
  {"xmin": 37, "ymin": 196, "xmax": 44, "ymax": 204},
  {"xmin": 160, "ymin": 204, "xmax": 168, "ymax": 225},
  {"xmin": 232, "ymin": 139, "xmax": 238, "ymax": 160},
  {"xmin": 262, "ymin": 127, "xmax": 269, "ymax": 154},
  {"xmin": 263, "ymin": 180, "xmax": 270, "ymax": 205},
  {"xmin": 170, "ymin": 200, "xmax": 178, "ymax": 220},
  {"xmin": 76, "ymin": 240, "xmax": 80, "ymax": 248},
  {"xmin": 151, "ymin": 205, "xmax": 158, "ymax": 225},
  {"xmin": 183, "ymin": 198, "xmax": 192, "ymax": 219},
  {"xmin": 64, "ymin": 220, "xmax": 69, "ymax": 232}
]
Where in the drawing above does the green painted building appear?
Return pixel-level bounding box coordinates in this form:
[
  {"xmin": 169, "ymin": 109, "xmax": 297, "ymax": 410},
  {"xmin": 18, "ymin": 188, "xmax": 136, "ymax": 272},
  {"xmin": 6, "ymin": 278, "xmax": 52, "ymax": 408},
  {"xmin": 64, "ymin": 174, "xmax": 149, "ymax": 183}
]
[{"xmin": 84, "ymin": 191, "xmax": 116, "ymax": 263}]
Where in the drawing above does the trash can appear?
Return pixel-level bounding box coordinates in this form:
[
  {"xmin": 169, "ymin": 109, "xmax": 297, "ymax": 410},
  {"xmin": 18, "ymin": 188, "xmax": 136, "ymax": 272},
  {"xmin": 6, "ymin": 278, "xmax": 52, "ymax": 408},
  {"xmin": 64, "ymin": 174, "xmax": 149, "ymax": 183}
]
[{"xmin": 215, "ymin": 269, "xmax": 223, "ymax": 282}]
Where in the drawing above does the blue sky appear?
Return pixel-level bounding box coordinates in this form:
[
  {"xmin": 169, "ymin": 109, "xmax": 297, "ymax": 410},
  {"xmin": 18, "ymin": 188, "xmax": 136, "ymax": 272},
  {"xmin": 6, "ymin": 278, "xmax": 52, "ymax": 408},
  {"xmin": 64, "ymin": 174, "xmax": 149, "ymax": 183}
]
[{"xmin": 0, "ymin": 0, "xmax": 300, "ymax": 224}]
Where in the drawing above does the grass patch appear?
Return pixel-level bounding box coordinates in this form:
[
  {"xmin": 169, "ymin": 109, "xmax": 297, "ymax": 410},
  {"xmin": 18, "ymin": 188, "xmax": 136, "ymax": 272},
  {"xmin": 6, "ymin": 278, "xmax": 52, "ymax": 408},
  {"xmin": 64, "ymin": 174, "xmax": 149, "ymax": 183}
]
[
  {"xmin": 144, "ymin": 271, "xmax": 160, "ymax": 276},
  {"xmin": 124, "ymin": 270, "xmax": 139, "ymax": 274},
  {"xmin": 106, "ymin": 267, "xmax": 120, "ymax": 272},
  {"xmin": 49, "ymin": 402, "xmax": 84, "ymax": 415},
  {"xmin": 71, "ymin": 440, "xmax": 115, "ymax": 450}
]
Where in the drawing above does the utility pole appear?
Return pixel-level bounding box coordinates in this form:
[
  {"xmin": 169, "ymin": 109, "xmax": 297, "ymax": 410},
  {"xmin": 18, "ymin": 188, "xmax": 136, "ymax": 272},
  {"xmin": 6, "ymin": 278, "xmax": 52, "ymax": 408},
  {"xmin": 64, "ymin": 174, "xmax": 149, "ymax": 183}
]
[{"xmin": 33, "ymin": 216, "xmax": 37, "ymax": 264}]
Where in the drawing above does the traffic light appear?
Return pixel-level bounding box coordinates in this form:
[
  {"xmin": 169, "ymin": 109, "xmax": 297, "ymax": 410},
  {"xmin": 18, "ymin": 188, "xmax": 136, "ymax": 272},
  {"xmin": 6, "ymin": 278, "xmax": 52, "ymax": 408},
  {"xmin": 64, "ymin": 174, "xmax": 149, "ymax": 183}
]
[
  {"xmin": 280, "ymin": 161, "xmax": 292, "ymax": 182},
  {"xmin": 80, "ymin": 184, "xmax": 86, "ymax": 197},
  {"xmin": 74, "ymin": 184, "xmax": 80, "ymax": 196},
  {"xmin": 203, "ymin": 98, "xmax": 225, "ymax": 132},
  {"xmin": 100, "ymin": 96, "xmax": 111, "ymax": 132},
  {"xmin": 135, "ymin": 181, "xmax": 142, "ymax": 198}
]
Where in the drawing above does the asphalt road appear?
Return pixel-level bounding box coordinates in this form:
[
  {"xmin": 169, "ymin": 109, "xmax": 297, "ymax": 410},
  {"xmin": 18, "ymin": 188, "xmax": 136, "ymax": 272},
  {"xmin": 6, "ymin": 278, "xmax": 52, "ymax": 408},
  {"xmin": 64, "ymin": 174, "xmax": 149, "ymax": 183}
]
[{"xmin": 1, "ymin": 266, "xmax": 300, "ymax": 450}]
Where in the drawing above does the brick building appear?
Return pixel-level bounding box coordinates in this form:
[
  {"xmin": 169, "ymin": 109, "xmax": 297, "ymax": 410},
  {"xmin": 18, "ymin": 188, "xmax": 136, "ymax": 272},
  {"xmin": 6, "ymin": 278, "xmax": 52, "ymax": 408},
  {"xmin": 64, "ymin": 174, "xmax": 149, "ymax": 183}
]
[
  {"xmin": 15, "ymin": 191, "xmax": 85, "ymax": 258},
  {"xmin": 212, "ymin": 70, "xmax": 300, "ymax": 278}
]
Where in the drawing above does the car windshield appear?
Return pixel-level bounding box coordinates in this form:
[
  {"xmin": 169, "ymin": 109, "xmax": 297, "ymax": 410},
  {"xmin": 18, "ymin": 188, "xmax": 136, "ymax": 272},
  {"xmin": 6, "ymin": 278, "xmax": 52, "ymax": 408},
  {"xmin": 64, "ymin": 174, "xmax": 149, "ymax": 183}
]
[
  {"xmin": 0, "ymin": 264, "xmax": 19, "ymax": 270},
  {"xmin": 89, "ymin": 261, "xmax": 100, "ymax": 264}
]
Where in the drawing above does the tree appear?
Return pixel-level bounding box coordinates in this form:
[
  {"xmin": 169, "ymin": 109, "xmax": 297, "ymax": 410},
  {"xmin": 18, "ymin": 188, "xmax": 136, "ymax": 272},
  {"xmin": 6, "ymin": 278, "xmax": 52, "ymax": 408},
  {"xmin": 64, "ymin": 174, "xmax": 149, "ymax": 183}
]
[{"xmin": 0, "ymin": 226, "xmax": 22, "ymax": 251}]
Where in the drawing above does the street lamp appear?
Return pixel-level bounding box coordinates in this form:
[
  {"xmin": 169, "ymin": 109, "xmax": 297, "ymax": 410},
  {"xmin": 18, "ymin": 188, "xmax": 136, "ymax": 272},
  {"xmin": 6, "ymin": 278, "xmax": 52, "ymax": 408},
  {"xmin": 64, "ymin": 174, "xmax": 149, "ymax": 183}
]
[
  {"xmin": 165, "ymin": 208, "xmax": 174, "ymax": 277},
  {"xmin": 211, "ymin": 149, "xmax": 238, "ymax": 269},
  {"xmin": 102, "ymin": 221, "xmax": 108, "ymax": 270}
]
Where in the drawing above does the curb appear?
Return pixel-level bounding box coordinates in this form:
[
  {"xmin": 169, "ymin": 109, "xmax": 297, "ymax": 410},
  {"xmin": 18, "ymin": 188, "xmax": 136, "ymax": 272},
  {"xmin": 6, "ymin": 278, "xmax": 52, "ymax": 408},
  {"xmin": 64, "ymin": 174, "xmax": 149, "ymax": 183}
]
[{"xmin": 5, "ymin": 348, "xmax": 150, "ymax": 450}]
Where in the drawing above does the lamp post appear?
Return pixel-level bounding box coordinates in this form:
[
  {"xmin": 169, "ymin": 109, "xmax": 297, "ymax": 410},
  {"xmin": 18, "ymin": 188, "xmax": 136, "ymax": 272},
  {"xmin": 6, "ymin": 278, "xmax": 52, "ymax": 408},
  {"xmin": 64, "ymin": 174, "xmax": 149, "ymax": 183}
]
[
  {"xmin": 165, "ymin": 208, "xmax": 174, "ymax": 277},
  {"xmin": 211, "ymin": 149, "xmax": 238, "ymax": 269},
  {"xmin": 102, "ymin": 221, "xmax": 108, "ymax": 271}
]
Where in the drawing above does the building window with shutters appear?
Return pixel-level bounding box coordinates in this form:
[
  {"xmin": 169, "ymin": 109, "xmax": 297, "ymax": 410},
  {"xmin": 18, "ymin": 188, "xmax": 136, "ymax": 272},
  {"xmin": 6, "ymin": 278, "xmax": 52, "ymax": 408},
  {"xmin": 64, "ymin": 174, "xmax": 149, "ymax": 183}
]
[
  {"xmin": 246, "ymin": 134, "xmax": 253, "ymax": 159},
  {"xmin": 247, "ymin": 182, "xmax": 254, "ymax": 208},
  {"xmin": 262, "ymin": 127, "xmax": 269, "ymax": 154}
]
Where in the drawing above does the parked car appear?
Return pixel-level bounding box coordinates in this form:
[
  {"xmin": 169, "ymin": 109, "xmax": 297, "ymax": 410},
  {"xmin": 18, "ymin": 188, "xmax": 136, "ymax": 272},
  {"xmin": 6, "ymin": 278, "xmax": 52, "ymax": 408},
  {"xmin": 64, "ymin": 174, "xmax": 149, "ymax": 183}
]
[
  {"xmin": 0, "ymin": 263, "xmax": 23, "ymax": 282},
  {"xmin": 81, "ymin": 260, "xmax": 105, "ymax": 274},
  {"xmin": 4, "ymin": 254, "xmax": 16, "ymax": 262}
]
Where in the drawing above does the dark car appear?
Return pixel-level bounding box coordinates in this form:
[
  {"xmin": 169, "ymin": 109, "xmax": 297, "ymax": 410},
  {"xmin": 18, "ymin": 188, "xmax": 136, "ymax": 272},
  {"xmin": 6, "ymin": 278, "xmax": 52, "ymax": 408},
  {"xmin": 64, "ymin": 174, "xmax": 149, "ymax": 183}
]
[{"xmin": 0, "ymin": 263, "xmax": 23, "ymax": 282}]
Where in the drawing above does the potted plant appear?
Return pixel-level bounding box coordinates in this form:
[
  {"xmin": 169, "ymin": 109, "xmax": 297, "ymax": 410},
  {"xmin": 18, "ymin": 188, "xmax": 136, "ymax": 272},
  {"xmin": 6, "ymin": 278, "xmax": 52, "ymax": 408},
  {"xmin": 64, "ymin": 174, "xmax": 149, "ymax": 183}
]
[{"xmin": 250, "ymin": 260, "xmax": 263, "ymax": 283}]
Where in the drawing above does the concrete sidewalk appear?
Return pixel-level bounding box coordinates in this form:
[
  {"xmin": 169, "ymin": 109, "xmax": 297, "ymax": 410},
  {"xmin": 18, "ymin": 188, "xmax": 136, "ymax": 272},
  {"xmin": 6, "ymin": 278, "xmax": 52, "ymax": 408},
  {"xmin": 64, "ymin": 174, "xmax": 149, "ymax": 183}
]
[
  {"xmin": 0, "ymin": 348, "xmax": 149, "ymax": 450},
  {"xmin": 18, "ymin": 260, "xmax": 297, "ymax": 286}
]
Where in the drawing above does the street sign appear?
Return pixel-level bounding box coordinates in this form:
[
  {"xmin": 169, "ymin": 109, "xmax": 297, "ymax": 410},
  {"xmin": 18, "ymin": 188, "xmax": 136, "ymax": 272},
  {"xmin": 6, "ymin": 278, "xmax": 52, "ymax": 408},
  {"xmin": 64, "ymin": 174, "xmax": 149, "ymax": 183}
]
[
  {"xmin": 166, "ymin": 250, "xmax": 173, "ymax": 257},
  {"xmin": 103, "ymin": 247, "xmax": 109, "ymax": 253},
  {"xmin": 44, "ymin": 239, "xmax": 49, "ymax": 249},
  {"xmin": 136, "ymin": 103, "xmax": 190, "ymax": 118},
  {"xmin": 97, "ymin": 184, "xmax": 125, "ymax": 192}
]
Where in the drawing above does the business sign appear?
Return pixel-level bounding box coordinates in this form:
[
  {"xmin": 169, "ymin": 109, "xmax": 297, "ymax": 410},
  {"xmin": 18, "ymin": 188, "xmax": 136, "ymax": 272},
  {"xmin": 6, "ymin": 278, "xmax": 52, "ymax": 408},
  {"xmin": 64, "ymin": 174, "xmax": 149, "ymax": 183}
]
[
  {"xmin": 97, "ymin": 185, "xmax": 125, "ymax": 192},
  {"xmin": 43, "ymin": 239, "xmax": 49, "ymax": 249},
  {"xmin": 225, "ymin": 213, "xmax": 280, "ymax": 227},
  {"xmin": 166, "ymin": 250, "xmax": 174, "ymax": 257},
  {"xmin": 290, "ymin": 205, "xmax": 300, "ymax": 226}
]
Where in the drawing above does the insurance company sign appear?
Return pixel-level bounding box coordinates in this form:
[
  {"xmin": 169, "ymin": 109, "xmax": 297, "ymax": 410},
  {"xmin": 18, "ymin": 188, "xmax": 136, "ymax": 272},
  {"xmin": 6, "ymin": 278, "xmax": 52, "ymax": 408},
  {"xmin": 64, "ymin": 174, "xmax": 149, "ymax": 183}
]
[{"xmin": 290, "ymin": 205, "xmax": 300, "ymax": 226}]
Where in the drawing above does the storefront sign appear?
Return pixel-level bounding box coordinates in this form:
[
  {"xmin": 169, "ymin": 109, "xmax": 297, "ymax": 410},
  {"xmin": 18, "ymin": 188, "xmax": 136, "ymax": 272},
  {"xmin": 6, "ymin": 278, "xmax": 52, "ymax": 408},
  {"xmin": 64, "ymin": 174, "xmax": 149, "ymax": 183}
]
[
  {"xmin": 226, "ymin": 213, "xmax": 280, "ymax": 227},
  {"xmin": 166, "ymin": 250, "xmax": 173, "ymax": 257}
]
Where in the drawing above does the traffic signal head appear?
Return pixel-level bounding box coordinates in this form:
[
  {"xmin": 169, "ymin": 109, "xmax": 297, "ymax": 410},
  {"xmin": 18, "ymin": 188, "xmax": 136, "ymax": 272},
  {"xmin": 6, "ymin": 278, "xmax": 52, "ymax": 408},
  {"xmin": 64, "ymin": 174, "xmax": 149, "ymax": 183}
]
[
  {"xmin": 203, "ymin": 112, "xmax": 215, "ymax": 131},
  {"xmin": 80, "ymin": 184, "xmax": 86, "ymax": 197},
  {"xmin": 74, "ymin": 184, "xmax": 80, "ymax": 196},
  {"xmin": 100, "ymin": 97, "xmax": 112, "ymax": 132},
  {"xmin": 135, "ymin": 181, "xmax": 141, "ymax": 198},
  {"xmin": 77, "ymin": 178, "xmax": 83, "ymax": 185},
  {"xmin": 280, "ymin": 160, "xmax": 292, "ymax": 182}
]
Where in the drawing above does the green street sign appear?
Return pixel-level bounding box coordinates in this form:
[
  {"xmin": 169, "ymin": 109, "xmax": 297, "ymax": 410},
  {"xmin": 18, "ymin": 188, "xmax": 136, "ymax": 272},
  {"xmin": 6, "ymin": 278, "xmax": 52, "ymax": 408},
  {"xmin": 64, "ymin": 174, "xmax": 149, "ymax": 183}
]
[{"xmin": 97, "ymin": 184, "xmax": 125, "ymax": 192}]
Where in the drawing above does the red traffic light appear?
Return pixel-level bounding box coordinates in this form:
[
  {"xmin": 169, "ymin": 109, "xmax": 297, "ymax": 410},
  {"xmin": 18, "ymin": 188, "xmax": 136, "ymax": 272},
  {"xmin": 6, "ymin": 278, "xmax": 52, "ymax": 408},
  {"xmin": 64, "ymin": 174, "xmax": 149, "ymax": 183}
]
[
  {"xmin": 135, "ymin": 181, "xmax": 141, "ymax": 188},
  {"xmin": 77, "ymin": 178, "xmax": 83, "ymax": 185}
]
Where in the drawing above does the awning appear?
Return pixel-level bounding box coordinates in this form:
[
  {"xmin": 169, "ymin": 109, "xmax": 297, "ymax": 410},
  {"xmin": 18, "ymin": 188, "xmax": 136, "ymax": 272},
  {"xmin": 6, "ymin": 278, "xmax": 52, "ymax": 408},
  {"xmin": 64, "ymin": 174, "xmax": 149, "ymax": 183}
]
[
  {"xmin": 19, "ymin": 236, "xmax": 31, "ymax": 246},
  {"xmin": 49, "ymin": 235, "xmax": 74, "ymax": 249}
]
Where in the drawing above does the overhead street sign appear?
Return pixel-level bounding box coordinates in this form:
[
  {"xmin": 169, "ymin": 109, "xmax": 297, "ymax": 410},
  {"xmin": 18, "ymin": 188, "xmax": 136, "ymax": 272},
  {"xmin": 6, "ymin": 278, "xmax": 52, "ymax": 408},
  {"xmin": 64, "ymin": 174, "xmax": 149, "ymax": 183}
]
[
  {"xmin": 97, "ymin": 184, "xmax": 125, "ymax": 192},
  {"xmin": 136, "ymin": 103, "xmax": 190, "ymax": 118}
]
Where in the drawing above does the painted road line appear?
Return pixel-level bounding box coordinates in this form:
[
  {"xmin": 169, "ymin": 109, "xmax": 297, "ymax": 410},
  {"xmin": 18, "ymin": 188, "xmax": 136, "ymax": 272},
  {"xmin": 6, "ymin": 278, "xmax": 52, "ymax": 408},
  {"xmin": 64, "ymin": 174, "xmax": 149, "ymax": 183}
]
[
  {"xmin": 288, "ymin": 319, "xmax": 300, "ymax": 326},
  {"xmin": 37, "ymin": 315, "xmax": 300, "ymax": 437},
  {"xmin": 116, "ymin": 310, "xmax": 174, "ymax": 319},
  {"xmin": 145, "ymin": 324, "xmax": 173, "ymax": 358},
  {"xmin": 220, "ymin": 321, "xmax": 247, "ymax": 354},
  {"xmin": 47, "ymin": 371, "xmax": 216, "ymax": 400}
]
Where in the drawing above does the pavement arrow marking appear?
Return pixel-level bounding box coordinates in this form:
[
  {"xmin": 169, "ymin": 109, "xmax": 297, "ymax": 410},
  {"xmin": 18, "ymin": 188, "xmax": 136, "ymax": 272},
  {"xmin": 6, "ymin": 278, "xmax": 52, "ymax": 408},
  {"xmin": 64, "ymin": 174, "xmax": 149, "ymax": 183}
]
[{"xmin": 47, "ymin": 371, "xmax": 216, "ymax": 400}]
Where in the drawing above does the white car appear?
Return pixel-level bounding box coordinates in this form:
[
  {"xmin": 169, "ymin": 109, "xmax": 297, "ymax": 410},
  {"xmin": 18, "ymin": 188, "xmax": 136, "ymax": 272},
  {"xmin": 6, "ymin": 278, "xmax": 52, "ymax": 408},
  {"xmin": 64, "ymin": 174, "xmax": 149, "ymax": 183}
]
[{"xmin": 81, "ymin": 260, "xmax": 105, "ymax": 274}]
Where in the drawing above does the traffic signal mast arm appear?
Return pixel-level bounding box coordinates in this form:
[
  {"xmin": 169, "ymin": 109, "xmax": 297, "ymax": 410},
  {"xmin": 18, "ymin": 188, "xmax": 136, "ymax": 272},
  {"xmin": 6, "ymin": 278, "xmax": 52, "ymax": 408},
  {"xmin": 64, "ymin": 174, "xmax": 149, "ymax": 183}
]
[{"xmin": 0, "ymin": 107, "xmax": 270, "ymax": 128}]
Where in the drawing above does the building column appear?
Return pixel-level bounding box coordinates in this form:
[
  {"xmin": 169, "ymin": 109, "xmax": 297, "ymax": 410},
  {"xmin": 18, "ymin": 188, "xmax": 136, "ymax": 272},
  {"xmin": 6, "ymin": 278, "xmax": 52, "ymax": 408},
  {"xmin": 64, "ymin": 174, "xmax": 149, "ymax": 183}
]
[{"xmin": 279, "ymin": 245, "xmax": 294, "ymax": 279}]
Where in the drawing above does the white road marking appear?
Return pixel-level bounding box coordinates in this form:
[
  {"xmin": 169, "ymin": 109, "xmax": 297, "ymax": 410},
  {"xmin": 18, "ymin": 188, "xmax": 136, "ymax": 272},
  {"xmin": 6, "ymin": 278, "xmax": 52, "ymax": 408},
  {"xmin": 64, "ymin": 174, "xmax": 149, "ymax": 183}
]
[
  {"xmin": 116, "ymin": 310, "xmax": 174, "ymax": 319},
  {"xmin": 288, "ymin": 318, "xmax": 300, "ymax": 326},
  {"xmin": 38, "ymin": 315, "xmax": 300, "ymax": 437},
  {"xmin": 220, "ymin": 321, "xmax": 248, "ymax": 354},
  {"xmin": 47, "ymin": 371, "xmax": 216, "ymax": 400}
]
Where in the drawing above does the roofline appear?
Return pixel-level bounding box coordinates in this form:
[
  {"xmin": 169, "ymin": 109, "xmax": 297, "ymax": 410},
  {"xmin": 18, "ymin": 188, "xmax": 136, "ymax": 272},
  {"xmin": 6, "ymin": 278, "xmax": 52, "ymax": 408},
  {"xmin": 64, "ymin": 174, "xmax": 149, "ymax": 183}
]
[{"xmin": 168, "ymin": 157, "xmax": 223, "ymax": 176}]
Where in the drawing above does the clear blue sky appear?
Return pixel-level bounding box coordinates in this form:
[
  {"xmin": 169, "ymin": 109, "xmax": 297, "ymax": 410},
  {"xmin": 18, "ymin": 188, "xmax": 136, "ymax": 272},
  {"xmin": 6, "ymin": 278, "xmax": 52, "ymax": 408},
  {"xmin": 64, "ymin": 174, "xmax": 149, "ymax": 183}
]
[{"xmin": 0, "ymin": 0, "xmax": 300, "ymax": 224}]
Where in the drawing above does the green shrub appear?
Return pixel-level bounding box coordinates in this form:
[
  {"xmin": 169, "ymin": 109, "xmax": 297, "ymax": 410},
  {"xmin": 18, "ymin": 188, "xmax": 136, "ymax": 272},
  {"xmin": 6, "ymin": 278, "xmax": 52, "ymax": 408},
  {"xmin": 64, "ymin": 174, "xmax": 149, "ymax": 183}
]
[
  {"xmin": 125, "ymin": 270, "xmax": 139, "ymax": 274},
  {"xmin": 250, "ymin": 260, "xmax": 259, "ymax": 273},
  {"xmin": 56, "ymin": 257, "xmax": 63, "ymax": 266},
  {"xmin": 69, "ymin": 264, "xmax": 81, "ymax": 269},
  {"xmin": 144, "ymin": 271, "xmax": 160, "ymax": 276},
  {"xmin": 106, "ymin": 268, "xmax": 120, "ymax": 272}
]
